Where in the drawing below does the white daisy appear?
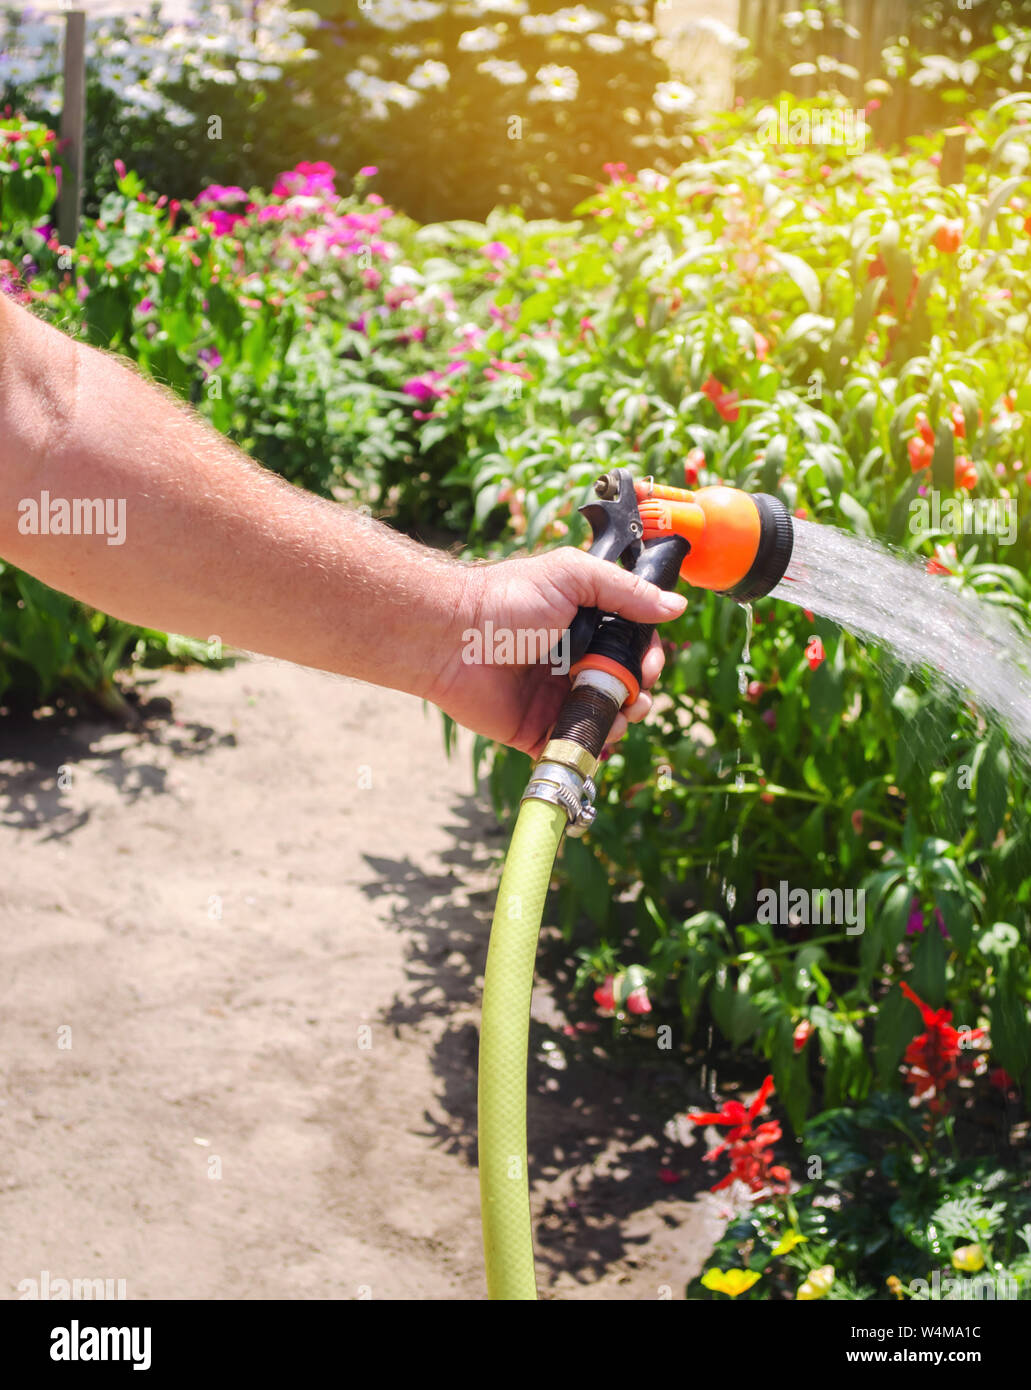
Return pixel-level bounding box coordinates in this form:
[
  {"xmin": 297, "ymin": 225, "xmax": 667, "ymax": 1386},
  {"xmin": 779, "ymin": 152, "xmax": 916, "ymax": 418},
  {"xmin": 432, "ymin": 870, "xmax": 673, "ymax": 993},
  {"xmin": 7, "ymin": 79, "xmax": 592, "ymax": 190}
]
[
  {"xmin": 653, "ymin": 79, "xmax": 695, "ymax": 113},
  {"xmin": 616, "ymin": 19, "xmax": 656, "ymax": 42},
  {"xmin": 520, "ymin": 14, "xmax": 556, "ymax": 35},
  {"xmin": 529, "ymin": 63, "xmax": 578, "ymax": 102},
  {"xmin": 553, "ymin": 6, "xmax": 605, "ymax": 34},
  {"xmin": 585, "ymin": 33, "xmax": 623, "ymax": 54},
  {"xmin": 385, "ymin": 81, "xmax": 421, "ymax": 108},
  {"xmin": 409, "ymin": 59, "xmax": 450, "ymax": 89},
  {"xmin": 478, "ymin": 57, "xmax": 527, "ymax": 84},
  {"xmin": 458, "ymin": 26, "xmax": 502, "ymax": 52}
]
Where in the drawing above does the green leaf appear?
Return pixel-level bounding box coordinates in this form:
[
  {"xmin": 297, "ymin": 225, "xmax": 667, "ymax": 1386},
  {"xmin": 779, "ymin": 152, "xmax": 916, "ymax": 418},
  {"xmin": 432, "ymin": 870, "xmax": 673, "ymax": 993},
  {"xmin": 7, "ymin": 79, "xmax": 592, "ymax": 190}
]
[
  {"xmin": 931, "ymin": 418, "xmax": 955, "ymax": 493},
  {"xmin": 979, "ymin": 177, "xmax": 1027, "ymax": 248},
  {"xmin": 909, "ymin": 916, "xmax": 947, "ymax": 1008},
  {"xmin": 875, "ymin": 984, "xmax": 916, "ymax": 1089},
  {"xmin": 976, "ymin": 730, "xmax": 1010, "ymax": 843},
  {"xmin": 769, "ymin": 251, "xmax": 821, "ymax": 312}
]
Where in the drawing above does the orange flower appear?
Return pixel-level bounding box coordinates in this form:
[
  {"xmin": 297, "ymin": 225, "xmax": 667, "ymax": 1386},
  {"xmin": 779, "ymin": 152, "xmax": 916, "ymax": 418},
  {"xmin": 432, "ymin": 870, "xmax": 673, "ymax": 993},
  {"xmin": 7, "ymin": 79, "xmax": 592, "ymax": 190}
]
[
  {"xmin": 954, "ymin": 456, "xmax": 977, "ymax": 490},
  {"xmin": 701, "ymin": 375, "xmax": 740, "ymax": 423},
  {"xmin": 934, "ymin": 220, "xmax": 963, "ymax": 253},
  {"xmin": 908, "ymin": 436, "xmax": 934, "ymax": 472}
]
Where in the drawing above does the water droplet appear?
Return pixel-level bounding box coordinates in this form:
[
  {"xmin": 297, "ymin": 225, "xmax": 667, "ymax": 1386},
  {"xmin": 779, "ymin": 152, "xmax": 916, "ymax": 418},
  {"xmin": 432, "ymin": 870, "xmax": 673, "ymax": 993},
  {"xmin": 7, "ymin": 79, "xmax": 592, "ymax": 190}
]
[{"xmin": 742, "ymin": 602, "xmax": 754, "ymax": 663}]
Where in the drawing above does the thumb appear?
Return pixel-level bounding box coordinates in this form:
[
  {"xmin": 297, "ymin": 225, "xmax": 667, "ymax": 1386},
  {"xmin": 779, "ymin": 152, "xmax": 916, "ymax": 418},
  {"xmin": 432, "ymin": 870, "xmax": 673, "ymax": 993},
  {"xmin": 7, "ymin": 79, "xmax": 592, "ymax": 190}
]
[{"xmin": 550, "ymin": 549, "xmax": 688, "ymax": 623}]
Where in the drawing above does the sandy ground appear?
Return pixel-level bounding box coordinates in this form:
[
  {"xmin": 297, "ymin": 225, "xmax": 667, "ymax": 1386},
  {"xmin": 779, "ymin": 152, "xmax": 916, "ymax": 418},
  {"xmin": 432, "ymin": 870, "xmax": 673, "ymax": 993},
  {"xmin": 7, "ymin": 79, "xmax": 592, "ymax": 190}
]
[{"xmin": 0, "ymin": 659, "xmax": 722, "ymax": 1302}]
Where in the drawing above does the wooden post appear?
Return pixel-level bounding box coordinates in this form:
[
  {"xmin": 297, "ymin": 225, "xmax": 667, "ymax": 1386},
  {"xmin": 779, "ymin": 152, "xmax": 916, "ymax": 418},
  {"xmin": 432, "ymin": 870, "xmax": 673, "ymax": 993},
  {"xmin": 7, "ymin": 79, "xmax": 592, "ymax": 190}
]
[
  {"xmin": 940, "ymin": 126, "xmax": 967, "ymax": 186},
  {"xmin": 58, "ymin": 10, "xmax": 86, "ymax": 248}
]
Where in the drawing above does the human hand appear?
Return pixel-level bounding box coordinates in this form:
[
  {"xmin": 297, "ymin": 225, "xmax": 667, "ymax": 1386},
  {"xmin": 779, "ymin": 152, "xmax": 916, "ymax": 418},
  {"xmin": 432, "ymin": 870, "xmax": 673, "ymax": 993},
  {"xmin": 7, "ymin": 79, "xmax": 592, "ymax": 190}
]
[{"xmin": 426, "ymin": 547, "xmax": 687, "ymax": 758}]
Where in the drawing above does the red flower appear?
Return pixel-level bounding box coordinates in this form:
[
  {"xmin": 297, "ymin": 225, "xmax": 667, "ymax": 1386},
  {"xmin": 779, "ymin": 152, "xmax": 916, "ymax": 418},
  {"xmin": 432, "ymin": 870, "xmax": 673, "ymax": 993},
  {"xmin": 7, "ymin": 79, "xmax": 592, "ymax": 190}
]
[
  {"xmin": 684, "ymin": 446, "xmax": 705, "ymax": 487},
  {"xmin": 914, "ymin": 411, "xmax": 935, "ymax": 445},
  {"xmin": 899, "ymin": 981, "xmax": 985, "ymax": 1114},
  {"xmin": 955, "ymin": 456, "xmax": 977, "ymax": 490},
  {"xmin": 908, "ymin": 436, "xmax": 934, "ymax": 472},
  {"xmin": 687, "ymin": 1076, "xmax": 790, "ymax": 1196},
  {"xmin": 793, "ymin": 1020, "xmax": 814, "ymax": 1053},
  {"xmin": 805, "ymin": 636, "xmax": 824, "ymax": 670},
  {"xmin": 949, "ymin": 403, "xmax": 966, "ymax": 438},
  {"xmin": 658, "ymin": 1167, "xmax": 681, "ymax": 1184},
  {"xmin": 593, "ymin": 975, "xmax": 616, "ymax": 1011},
  {"xmin": 701, "ymin": 375, "xmax": 740, "ymax": 423}
]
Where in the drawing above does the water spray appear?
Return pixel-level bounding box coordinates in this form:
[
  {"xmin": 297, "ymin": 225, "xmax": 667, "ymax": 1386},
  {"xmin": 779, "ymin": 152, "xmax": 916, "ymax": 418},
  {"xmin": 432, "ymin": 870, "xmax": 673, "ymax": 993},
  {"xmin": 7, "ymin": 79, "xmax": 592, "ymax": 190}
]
[{"xmin": 477, "ymin": 467, "xmax": 795, "ymax": 1299}]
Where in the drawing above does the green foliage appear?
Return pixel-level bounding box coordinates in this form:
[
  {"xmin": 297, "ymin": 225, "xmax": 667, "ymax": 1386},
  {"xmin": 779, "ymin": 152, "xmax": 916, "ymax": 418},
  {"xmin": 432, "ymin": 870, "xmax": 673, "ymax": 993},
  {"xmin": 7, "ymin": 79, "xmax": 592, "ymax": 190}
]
[{"xmin": 690, "ymin": 1090, "xmax": 1031, "ymax": 1300}]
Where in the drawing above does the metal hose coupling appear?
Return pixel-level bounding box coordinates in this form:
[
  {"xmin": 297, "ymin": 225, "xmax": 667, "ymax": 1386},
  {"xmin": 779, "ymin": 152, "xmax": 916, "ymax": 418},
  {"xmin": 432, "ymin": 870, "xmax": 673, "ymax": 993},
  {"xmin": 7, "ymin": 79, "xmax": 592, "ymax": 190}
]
[{"xmin": 520, "ymin": 669, "xmax": 630, "ymax": 836}]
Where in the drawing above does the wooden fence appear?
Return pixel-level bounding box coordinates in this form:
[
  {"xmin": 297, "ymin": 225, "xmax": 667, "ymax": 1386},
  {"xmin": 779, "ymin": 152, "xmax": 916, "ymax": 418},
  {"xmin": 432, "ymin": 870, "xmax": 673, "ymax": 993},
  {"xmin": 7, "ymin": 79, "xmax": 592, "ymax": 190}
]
[{"xmin": 734, "ymin": 0, "xmax": 932, "ymax": 146}]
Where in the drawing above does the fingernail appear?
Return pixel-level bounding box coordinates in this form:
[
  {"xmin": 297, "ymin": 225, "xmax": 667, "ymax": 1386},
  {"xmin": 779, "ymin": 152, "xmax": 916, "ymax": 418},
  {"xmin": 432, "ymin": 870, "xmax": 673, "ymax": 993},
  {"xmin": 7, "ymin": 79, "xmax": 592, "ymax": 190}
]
[{"xmin": 658, "ymin": 593, "xmax": 687, "ymax": 615}]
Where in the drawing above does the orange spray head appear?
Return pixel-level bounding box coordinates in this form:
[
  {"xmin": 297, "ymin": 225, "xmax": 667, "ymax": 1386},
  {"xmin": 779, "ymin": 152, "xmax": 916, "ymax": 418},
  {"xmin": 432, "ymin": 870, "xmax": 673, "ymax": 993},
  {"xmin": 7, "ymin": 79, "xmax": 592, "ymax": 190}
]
[{"xmin": 635, "ymin": 481, "xmax": 793, "ymax": 601}]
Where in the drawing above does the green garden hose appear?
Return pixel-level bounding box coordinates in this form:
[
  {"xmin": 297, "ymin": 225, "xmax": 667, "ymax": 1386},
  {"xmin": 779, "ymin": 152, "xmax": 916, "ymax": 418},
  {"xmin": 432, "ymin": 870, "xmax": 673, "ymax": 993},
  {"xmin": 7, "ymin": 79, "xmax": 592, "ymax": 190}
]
[{"xmin": 477, "ymin": 795, "xmax": 567, "ymax": 1301}]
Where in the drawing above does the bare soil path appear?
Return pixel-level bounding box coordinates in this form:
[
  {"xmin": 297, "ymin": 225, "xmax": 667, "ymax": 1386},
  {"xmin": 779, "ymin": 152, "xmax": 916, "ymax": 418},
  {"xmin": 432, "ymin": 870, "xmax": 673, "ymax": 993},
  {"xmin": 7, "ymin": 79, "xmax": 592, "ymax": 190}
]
[{"xmin": 0, "ymin": 660, "xmax": 720, "ymax": 1301}]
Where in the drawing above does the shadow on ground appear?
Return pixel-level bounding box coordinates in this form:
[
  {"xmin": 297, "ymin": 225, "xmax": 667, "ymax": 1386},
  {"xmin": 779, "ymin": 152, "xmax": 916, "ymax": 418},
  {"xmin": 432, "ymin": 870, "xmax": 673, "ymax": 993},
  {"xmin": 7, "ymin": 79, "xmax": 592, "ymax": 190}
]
[{"xmin": 0, "ymin": 683, "xmax": 235, "ymax": 835}]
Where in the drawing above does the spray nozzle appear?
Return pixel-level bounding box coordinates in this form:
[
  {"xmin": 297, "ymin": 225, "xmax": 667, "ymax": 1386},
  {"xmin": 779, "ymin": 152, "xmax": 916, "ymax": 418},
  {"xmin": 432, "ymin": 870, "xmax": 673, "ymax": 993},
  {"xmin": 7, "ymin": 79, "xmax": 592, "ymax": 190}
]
[{"xmin": 563, "ymin": 469, "xmax": 795, "ymax": 704}]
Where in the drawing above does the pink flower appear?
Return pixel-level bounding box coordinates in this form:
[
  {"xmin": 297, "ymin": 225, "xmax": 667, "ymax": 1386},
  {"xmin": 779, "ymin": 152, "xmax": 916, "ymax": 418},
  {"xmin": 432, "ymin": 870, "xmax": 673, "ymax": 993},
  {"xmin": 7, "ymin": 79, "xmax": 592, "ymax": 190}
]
[
  {"xmin": 484, "ymin": 358, "xmax": 532, "ymax": 382},
  {"xmin": 403, "ymin": 367, "xmax": 462, "ymax": 404},
  {"xmin": 626, "ymin": 987, "xmax": 651, "ymax": 1015},
  {"xmin": 482, "ymin": 241, "xmax": 511, "ymax": 265},
  {"xmin": 358, "ymin": 165, "xmax": 378, "ymax": 177},
  {"xmin": 906, "ymin": 900, "xmax": 949, "ymax": 938},
  {"xmin": 272, "ymin": 160, "xmax": 337, "ymax": 199},
  {"xmin": 195, "ymin": 184, "xmax": 249, "ymax": 205},
  {"xmin": 114, "ymin": 158, "xmax": 127, "ymax": 179},
  {"xmin": 206, "ymin": 209, "xmax": 248, "ymax": 237}
]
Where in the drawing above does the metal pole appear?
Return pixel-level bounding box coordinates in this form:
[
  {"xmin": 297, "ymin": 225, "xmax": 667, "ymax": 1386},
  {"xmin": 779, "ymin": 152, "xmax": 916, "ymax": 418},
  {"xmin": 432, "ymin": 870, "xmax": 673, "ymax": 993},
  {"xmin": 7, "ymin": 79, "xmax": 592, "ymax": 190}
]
[{"xmin": 58, "ymin": 10, "xmax": 86, "ymax": 248}]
